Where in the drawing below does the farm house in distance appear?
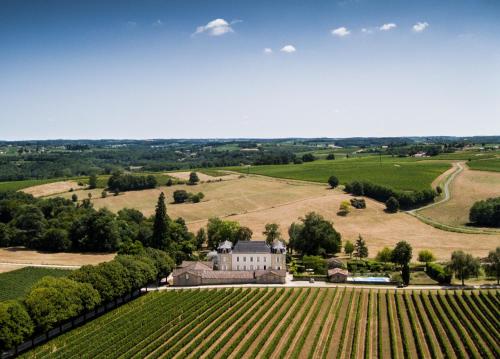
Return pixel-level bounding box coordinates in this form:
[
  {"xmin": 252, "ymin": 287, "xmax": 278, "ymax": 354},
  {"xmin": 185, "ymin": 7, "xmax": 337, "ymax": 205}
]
[{"xmin": 172, "ymin": 240, "xmax": 287, "ymax": 286}]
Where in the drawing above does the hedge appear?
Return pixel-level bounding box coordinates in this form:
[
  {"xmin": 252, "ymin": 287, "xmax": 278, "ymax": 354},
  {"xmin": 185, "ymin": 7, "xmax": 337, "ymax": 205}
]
[{"xmin": 426, "ymin": 262, "xmax": 452, "ymax": 284}]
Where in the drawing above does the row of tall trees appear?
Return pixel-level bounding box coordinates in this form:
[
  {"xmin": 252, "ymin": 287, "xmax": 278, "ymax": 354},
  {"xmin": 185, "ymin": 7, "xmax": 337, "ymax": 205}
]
[{"xmin": 0, "ymin": 248, "xmax": 174, "ymax": 351}]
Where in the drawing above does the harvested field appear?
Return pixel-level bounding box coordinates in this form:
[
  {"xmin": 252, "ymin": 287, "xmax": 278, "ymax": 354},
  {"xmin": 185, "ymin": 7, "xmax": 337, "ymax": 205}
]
[
  {"xmin": 49, "ymin": 175, "xmax": 499, "ymax": 260},
  {"xmin": 22, "ymin": 180, "xmax": 84, "ymax": 197},
  {"xmin": 0, "ymin": 247, "xmax": 115, "ymax": 273},
  {"xmin": 53, "ymin": 176, "xmax": 327, "ymax": 219},
  {"xmin": 22, "ymin": 288, "xmax": 500, "ymax": 359},
  {"xmin": 419, "ymin": 164, "xmax": 500, "ymax": 228}
]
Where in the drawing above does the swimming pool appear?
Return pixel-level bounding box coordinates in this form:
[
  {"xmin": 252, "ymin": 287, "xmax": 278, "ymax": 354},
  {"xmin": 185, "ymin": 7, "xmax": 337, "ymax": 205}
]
[{"xmin": 347, "ymin": 277, "xmax": 391, "ymax": 283}]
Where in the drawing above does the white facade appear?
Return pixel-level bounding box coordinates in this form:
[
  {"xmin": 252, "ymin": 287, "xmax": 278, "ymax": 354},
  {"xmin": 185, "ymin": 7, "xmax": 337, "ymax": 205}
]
[{"xmin": 216, "ymin": 240, "xmax": 286, "ymax": 271}]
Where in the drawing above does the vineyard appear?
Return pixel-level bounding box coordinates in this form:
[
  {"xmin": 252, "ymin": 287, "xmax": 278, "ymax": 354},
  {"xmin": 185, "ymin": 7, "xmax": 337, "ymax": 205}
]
[
  {"xmin": 0, "ymin": 267, "xmax": 71, "ymax": 302},
  {"xmin": 22, "ymin": 288, "xmax": 499, "ymax": 359}
]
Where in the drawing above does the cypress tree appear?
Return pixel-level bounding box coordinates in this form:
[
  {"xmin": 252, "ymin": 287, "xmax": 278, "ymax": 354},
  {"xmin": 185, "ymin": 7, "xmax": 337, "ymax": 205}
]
[{"xmin": 152, "ymin": 192, "xmax": 169, "ymax": 250}]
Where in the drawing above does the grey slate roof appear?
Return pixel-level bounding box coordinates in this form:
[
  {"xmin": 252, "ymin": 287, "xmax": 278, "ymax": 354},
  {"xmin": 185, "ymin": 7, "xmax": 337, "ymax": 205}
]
[{"xmin": 232, "ymin": 240, "xmax": 270, "ymax": 254}]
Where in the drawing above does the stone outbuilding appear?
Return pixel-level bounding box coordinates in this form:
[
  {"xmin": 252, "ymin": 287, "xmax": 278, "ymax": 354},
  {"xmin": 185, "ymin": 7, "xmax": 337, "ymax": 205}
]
[
  {"xmin": 172, "ymin": 261, "xmax": 286, "ymax": 286},
  {"xmin": 327, "ymin": 268, "xmax": 349, "ymax": 283}
]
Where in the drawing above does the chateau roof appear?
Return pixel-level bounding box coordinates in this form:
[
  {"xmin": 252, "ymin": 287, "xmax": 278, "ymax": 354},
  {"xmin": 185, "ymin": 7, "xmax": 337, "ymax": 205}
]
[
  {"xmin": 272, "ymin": 240, "xmax": 286, "ymax": 249},
  {"xmin": 233, "ymin": 240, "xmax": 270, "ymax": 254},
  {"xmin": 218, "ymin": 240, "xmax": 233, "ymax": 250}
]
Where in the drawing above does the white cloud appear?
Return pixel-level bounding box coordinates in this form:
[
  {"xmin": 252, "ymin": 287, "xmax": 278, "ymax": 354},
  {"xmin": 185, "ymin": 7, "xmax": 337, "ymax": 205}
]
[
  {"xmin": 361, "ymin": 28, "xmax": 373, "ymax": 34},
  {"xmin": 379, "ymin": 23, "xmax": 397, "ymax": 31},
  {"xmin": 413, "ymin": 22, "xmax": 429, "ymax": 32},
  {"xmin": 280, "ymin": 45, "xmax": 296, "ymax": 53},
  {"xmin": 263, "ymin": 48, "xmax": 273, "ymax": 54},
  {"xmin": 193, "ymin": 18, "xmax": 234, "ymax": 36},
  {"xmin": 331, "ymin": 27, "xmax": 350, "ymax": 37},
  {"xmin": 152, "ymin": 20, "xmax": 163, "ymax": 27}
]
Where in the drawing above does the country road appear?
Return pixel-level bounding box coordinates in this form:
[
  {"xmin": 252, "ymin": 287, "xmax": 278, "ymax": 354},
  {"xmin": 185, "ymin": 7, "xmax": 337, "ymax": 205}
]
[
  {"xmin": 408, "ymin": 161, "xmax": 464, "ymax": 214},
  {"xmin": 405, "ymin": 161, "xmax": 500, "ymax": 234}
]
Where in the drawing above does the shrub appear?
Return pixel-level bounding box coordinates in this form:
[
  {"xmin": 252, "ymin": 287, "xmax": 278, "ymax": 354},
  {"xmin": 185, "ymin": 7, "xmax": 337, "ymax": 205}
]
[
  {"xmin": 173, "ymin": 190, "xmax": 189, "ymax": 203},
  {"xmin": 302, "ymin": 153, "xmax": 316, "ymax": 162},
  {"xmin": 302, "ymin": 255, "xmax": 327, "ymax": 275},
  {"xmin": 328, "ymin": 175, "xmax": 339, "ymax": 189},
  {"xmin": 188, "ymin": 172, "xmax": 199, "ymax": 185},
  {"xmin": 426, "ymin": 262, "xmax": 451, "ymax": 284},
  {"xmin": 350, "ymin": 198, "xmax": 366, "ymax": 209},
  {"xmin": 385, "ymin": 196, "xmax": 399, "ymax": 213},
  {"xmin": 338, "ymin": 201, "xmax": 350, "ymax": 216}
]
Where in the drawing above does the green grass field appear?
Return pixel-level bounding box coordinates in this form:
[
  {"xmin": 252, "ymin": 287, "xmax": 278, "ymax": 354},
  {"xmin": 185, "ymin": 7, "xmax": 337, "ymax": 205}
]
[
  {"xmin": 23, "ymin": 288, "xmax": 500, "ymax": 359},
  {"xmin": 422, "ymin": 151, "xmax": 498, "ymax": 161},
  {"xmin": 0, "ymin": 267, "xmax": 71, "ymax": 302},
  {"xmin": 228, "ymin": 157, "xmax": 451, "ymax": 191},
  {"xmin": 467, "ymin": 158, "xmax": 500, "ymax": 172}
]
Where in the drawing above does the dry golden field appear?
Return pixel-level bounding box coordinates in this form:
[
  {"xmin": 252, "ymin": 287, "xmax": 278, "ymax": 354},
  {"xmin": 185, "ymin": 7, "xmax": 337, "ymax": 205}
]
[
  {"xmin": 0, "ymin": 247, "xmax": 115, "ymax": 273},
  {"xmin": 420, "ymin": 164, "xmax": 500, "ymax": 227},
  {"xmin": 41, "ymin": 174, "xmax": 500, "ymax": 261},
  {"xmin": 22, "ymin": 180, "xmax": 84, "ymax": 197}
]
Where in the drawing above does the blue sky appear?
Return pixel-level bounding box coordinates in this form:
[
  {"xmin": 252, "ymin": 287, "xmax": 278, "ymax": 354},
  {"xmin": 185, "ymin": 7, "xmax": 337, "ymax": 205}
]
[{"xmin": 1, "ymin": 0, "xmax": 499, "ymax": 140}]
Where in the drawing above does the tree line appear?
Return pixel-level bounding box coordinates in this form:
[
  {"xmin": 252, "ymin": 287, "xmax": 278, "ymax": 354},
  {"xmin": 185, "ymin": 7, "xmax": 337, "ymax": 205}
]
[
  {"xmin": 344, "ymin": 180, "xmax": 437, "ymax": 210},
  {"xmin": 0, "ymin": 191, "xmax": 198, "ymax": 264},
  {"xmin": 469, "ymin": 197, "xmax": 500, "ymax": 227},
  {"xmin": 0, "ymin": 248, "xmax": 174, "ymax": 351}
]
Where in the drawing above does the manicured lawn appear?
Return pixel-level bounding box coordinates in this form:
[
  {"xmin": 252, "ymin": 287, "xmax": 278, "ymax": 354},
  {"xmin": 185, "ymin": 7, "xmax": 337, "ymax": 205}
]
[
  {"xmin": 227, "ymin": 157, "xmax": 451, "ymax": 191},
  {"xmin": 0, "ymin": 267, "xmax": 71, "ymax": 302}
]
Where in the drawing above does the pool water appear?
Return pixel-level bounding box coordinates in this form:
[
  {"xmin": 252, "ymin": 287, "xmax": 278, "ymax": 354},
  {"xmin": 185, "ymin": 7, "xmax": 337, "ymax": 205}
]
[{"xmin": 347, "ymin": 277, "xmax": 391, "ymax": 283}]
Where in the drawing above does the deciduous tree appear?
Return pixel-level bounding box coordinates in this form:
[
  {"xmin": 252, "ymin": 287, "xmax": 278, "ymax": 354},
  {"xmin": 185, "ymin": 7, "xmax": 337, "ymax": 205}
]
[
  {"xmin": 344, "ymin": 240, "xmax": 354, "ymax": 258},
  {"xmin": 263, "ymin": 223, "xmax": 281, "ymax": 245},
  {"xmin": 354, "ymin": 235, "xmax": 368, "ymax": 260},
  {"xmin": 449, "ymin": 250, "xmax": 481, "ymax": 286}
]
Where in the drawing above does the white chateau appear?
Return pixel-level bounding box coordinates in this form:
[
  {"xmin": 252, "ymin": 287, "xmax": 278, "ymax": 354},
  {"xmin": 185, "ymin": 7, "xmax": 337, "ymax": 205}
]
[{"xmin": 216, "ymin": 240, "xmax": 287, "ymax": 271}]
